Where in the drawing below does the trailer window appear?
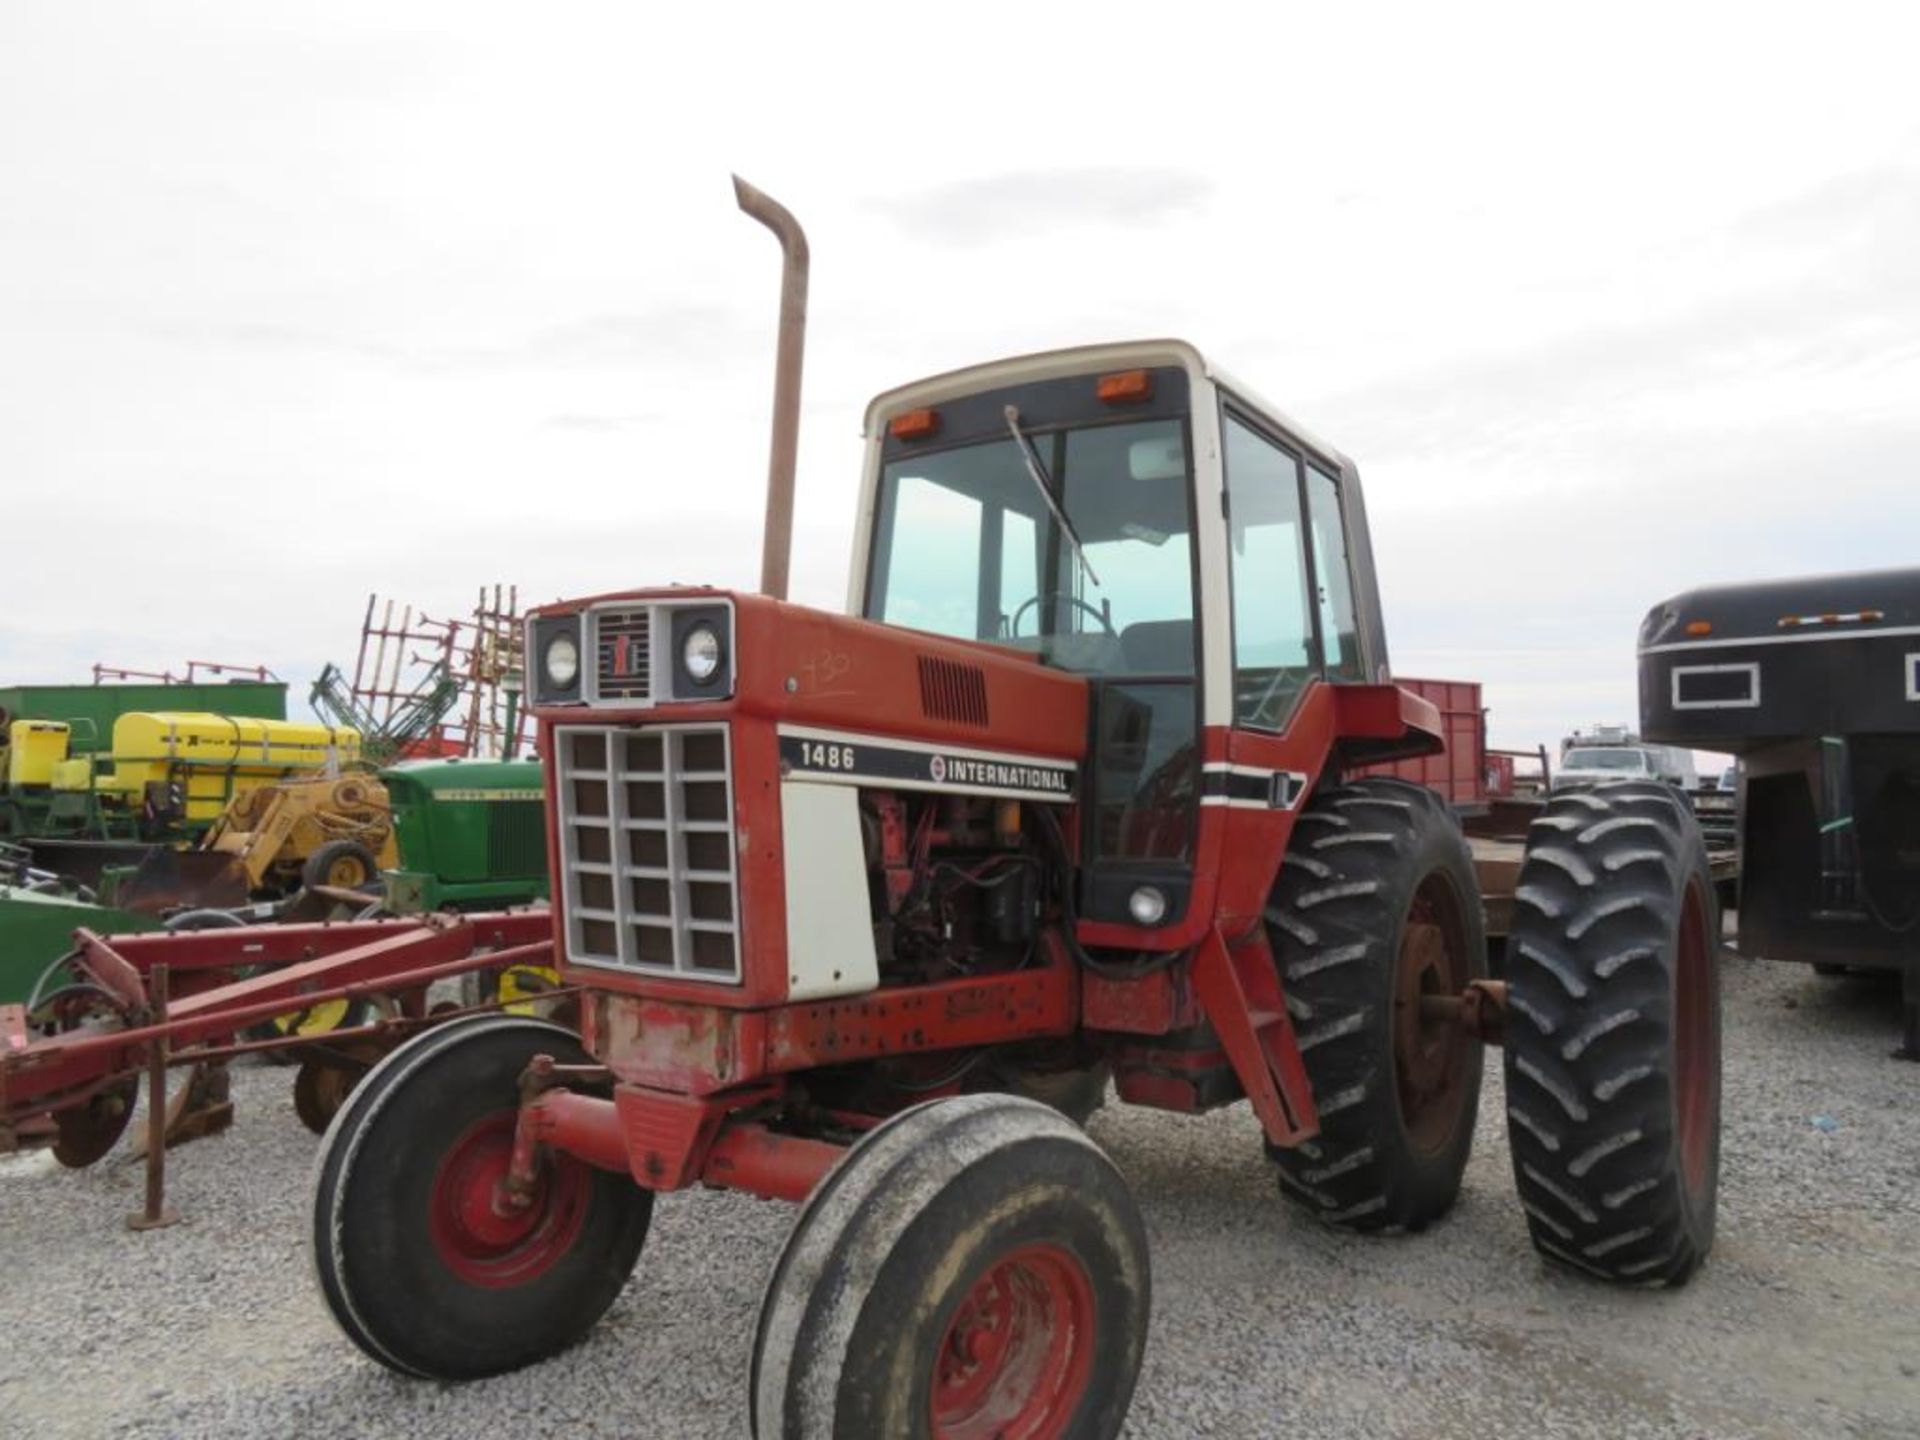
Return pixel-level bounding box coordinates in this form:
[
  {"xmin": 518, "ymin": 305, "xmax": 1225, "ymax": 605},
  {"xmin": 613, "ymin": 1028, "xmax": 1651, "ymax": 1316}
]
[
  {"xmin": 1223, "ymin": 416, "xmax": 1314, "ymax": 729},
  {"xmin": 1306, "ymin": 464, "xmax": 1365, "ymax": 682}
]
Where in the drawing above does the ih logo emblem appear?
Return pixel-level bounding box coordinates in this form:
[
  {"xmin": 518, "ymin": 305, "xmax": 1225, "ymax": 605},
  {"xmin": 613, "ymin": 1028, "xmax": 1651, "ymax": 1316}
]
[
  {"xmin": 612, "ymin": 634, "xmax": 639, "ymax": 678},
  {"xmin": 929, "ymin": 754, "xmax": 948, "ymax": 784}
]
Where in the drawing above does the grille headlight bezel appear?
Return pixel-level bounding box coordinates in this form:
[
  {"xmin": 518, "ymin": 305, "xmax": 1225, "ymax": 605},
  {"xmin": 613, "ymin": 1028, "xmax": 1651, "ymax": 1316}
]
[
  {"xmin": 527, "ymin": 613, "xmax": 585, "ymax": 705},
  {"xmin": 531, "ymin": 599, "xmax": 735, "ymax": 708}
]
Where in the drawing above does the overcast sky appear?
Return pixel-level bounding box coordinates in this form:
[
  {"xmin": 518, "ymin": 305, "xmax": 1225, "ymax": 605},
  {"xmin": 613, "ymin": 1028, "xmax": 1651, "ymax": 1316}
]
[{"xmin": 2, "ymin": 3, "xmax": 1916, "ymax": 751}]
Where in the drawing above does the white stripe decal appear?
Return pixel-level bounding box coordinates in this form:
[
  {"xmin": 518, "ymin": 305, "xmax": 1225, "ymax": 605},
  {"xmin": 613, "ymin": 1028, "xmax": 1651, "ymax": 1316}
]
[
  {"xmin": 1640, "ymin": 624, "xmax": 1920, "ymax": 656},
  {"xmin": 776, "ymin": 723, "xmax": 1070, "ymax": 771}
]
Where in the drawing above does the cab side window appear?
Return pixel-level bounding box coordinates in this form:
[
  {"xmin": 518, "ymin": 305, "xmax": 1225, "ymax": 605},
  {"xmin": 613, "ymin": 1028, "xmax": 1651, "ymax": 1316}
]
[
  {"xmin": 1305, "ymin": 463, "xmax": 1366, "ymax": 682},
  {"xmin": 1222, "ymin": 416, "xmax": 1314, "ymax": 729}
]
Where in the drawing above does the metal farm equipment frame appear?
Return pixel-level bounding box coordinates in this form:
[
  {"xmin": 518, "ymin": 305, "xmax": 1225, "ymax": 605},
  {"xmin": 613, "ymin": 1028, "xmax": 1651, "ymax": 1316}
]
[
  {"xmin": 1, "ymin": 910, "xmax": 557, "ymax": 1227},
  {"xmin": 311, "ymin": 585, "xmax": 532, "ymax": 764}
]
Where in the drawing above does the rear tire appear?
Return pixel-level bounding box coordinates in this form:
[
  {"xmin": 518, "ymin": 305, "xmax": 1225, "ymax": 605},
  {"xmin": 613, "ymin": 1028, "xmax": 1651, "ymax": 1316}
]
[
  {"xmin": 751, "ymin": 1094, "xmax": 1149, "ymax": 1439},
  {"xmin": 311, "ymin": 1015, "xmax": 652, "ymax": 1378},
  {"xmin": 1504, "ymin": 780, "xmax": 1720, "ymax": 1285},
  {"xmin": 1266, "ymin": 778, "xmax": 1486, "ymax": 1232}
]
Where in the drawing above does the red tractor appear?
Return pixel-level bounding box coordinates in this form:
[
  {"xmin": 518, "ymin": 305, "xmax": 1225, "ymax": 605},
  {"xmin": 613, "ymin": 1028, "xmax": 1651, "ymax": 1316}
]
[{"xmin": 312, "ymin": 183, "xmax": 1721, "ymax": 1438}]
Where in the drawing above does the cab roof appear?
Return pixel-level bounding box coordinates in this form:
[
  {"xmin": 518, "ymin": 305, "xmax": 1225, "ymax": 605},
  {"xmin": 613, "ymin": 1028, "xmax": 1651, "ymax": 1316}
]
[{"xmin": 862, "ymin": 338, "xmax": 1350, "ymax": 471}]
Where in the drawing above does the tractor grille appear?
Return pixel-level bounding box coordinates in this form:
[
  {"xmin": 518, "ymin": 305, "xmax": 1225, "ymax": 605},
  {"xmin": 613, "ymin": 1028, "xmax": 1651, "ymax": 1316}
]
[
  {"xmin": 486, "ymin": 799, "xmax": 547, "ymax": 879},
  {"xmin": 553, "ymin": 723, "xmax": 741, "ymax": 982},
  {"xmin": 593, "ymin": 607, "xmax": 652, "ymax": 702}
]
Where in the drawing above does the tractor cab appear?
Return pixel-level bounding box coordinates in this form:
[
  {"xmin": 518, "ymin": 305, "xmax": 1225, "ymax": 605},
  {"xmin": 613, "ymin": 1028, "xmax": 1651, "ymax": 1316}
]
[
  {"xmin": 856, "ymin": 341, "xmax": 1391, "ymax": 697},
  {"xmin": 855, "ymin": 340, "xmax": 1434, "ymax": 938}
]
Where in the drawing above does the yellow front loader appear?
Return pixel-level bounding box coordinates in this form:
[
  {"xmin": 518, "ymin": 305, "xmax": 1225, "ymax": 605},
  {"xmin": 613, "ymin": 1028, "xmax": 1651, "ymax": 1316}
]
[{"xmin": 198, "ymin": 772, "xmax": 399, "ymax": 895}]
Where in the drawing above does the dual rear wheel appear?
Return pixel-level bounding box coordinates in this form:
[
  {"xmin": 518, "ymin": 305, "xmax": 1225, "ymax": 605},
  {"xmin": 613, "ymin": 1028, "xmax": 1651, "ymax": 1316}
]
[{"xmin": 1266, "ymin": 776, "xmax": 1721, "ymax": 1285}]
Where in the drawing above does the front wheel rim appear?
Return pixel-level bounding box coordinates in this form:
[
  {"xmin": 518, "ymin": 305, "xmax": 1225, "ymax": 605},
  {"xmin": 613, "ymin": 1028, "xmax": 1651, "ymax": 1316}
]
[
  {"xmin": 931, "ymin": 1242, "xmax": 1096, "ymax": 1440},
  {"xmin": 428, "ymin": 1112, "xmax": 590, "ymax": 1288},
  {"xmin": 327, "ymin": 855, "xmax": 368, "ymax": 887}
]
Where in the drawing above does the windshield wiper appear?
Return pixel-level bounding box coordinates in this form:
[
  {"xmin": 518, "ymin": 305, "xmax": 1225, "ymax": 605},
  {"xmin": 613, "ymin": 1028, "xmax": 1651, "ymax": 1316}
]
[{"xmin": 1003, "ymin": 404, "xmax": 1100, "ymax": 587}]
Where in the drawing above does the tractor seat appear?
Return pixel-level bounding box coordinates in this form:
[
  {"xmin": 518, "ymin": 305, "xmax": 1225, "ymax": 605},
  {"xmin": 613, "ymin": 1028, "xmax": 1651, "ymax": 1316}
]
[{"xmin": 1119, "ymin": 620, "xmax": 1194, "ymax": 675}]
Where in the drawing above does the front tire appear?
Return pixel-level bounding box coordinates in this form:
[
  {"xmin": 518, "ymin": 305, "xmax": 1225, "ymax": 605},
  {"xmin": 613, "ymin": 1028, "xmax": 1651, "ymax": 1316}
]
[
  {"xmin": 311, "ymin": 1015, "xmax": 652, "ymax": 1378},
  {"xmin": 303, "ymin": 839, "xmax": 380, "ymax": 892},
  {"xmin": 751, "ymin": 1094, "xmax": 1149, "ymax": 1439},
  {"xmin": 981, "ymin": 1053, "xmax": 1111, "ymax": 1125},
  {"xmin": 1266, "ymin": 778, "xmax": 1486, "ymax": 1232},
  {"xmin": 1504, "ymin": 780, "xmax": 1720, "ymax": 1285}
]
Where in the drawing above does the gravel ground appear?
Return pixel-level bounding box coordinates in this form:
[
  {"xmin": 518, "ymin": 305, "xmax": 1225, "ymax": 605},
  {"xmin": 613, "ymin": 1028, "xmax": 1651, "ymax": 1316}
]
[{"xmin": 2, "ymin": 950, "xmax": 1917, "ymax": 1439}]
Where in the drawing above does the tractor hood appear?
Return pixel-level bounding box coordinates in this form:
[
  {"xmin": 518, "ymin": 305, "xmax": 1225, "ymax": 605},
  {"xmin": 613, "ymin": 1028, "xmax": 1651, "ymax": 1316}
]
[{"xmin": 525, "ymin": 587, "xmax": 1090, "ymax": 767}]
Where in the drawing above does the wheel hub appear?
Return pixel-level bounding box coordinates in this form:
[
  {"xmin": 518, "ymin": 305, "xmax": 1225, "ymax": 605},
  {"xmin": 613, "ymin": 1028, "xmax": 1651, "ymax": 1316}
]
[
  {"xmin": 428, "ymin": 1112, "xmax": 589, "ymax": 1288},
  {"xmin": 1674, "ymin": 876, "xmax": 1716, "ymax": 1201},
  {"xmin": 931, "ymin": 1243, "xmax": 1095, "ymax": 1440}
]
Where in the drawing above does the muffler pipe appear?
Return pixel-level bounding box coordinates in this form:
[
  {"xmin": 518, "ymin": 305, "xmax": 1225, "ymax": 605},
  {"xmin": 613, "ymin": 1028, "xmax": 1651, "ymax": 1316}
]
[{"xmin": 733, "ymin": 175, "xmax": 809, "ymax": 601}]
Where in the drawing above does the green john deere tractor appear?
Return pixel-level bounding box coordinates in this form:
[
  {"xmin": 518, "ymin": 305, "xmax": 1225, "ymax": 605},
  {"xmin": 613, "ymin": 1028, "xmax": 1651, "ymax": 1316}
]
[{"xmin": 377, "ymin": 758, "xmax": 549, "ymax": 913}]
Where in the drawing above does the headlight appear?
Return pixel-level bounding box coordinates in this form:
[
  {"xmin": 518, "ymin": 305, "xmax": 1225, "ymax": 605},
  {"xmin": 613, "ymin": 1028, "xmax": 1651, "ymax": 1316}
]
[
  {"xmin": 682, "ymin": 625, "xmax": 723, "ymax": 685},
  {"xmin": 1128, "ymin": 885, "xmax": 1168, "ymax": 926},
  {"xmin": 543, "ymin": 632, "xmax": 580, "ymax": 689}
]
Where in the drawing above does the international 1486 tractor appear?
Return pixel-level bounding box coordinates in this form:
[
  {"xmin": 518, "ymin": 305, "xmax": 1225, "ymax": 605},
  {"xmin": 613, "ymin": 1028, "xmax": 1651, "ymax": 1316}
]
[{"xmin": 313, "ymin": 181, "xmax": 1722, "ymax": 1437}]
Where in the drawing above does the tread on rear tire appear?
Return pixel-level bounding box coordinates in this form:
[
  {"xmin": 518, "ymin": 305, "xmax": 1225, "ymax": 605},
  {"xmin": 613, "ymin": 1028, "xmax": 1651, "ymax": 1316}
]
[
  {"xmin": 1266, "ymin": 777, "xmax": 1486, "ymax": 1232},
  {"xmin": 1504, "ymin": 779, "xmax": 1720, "ymax": 1285}
]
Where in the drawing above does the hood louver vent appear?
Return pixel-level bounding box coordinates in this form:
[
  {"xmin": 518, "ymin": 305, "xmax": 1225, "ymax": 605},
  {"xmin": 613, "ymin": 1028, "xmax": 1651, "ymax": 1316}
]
[{"xmin": 917, "ymin": 656, "xmax": 990, "ymax": 728}]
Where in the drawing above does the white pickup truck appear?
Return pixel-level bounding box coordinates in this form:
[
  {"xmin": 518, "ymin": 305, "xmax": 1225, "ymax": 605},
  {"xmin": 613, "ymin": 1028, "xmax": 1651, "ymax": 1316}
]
[{"xmin": 1555, "ymin": 736, "xmax": 1698, "ymax": 791}]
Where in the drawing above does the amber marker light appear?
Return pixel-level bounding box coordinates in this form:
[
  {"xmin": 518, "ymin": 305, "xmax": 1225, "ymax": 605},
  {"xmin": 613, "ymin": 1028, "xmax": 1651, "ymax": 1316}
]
[
  {"xmin": 1095, "ymin": 369, "xmax": 1153, "ymax": 404},
  {"xmin": 888, "ymin": 408, "xmax": 940, "ymax": 440}
]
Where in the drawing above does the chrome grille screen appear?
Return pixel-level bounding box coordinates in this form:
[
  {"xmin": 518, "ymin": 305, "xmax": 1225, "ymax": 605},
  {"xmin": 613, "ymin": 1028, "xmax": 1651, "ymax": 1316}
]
[
  {"xmin": 554, "ymin": 723, "xmax": 741, "ymax": 982},
  {"xmin": 593, "ymin": 608, "xmax": 652, "ymax": 702}
]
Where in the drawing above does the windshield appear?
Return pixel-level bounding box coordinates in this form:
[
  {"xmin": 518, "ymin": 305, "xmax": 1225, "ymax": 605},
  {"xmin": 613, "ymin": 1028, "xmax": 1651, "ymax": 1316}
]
[
  {"xmin": 1564, "ymin": 748, "xmax": 1651, "ymax": 772},
  {"xmin": 866, "ymin": 417, "xmax": 1195, "ymax": 675}
]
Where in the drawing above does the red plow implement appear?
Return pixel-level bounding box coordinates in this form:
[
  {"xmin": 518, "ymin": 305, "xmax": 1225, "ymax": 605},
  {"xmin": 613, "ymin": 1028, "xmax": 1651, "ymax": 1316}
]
[{"xmin": 1, "ymin": 910, "xmax": 559, "ymax": 1226}]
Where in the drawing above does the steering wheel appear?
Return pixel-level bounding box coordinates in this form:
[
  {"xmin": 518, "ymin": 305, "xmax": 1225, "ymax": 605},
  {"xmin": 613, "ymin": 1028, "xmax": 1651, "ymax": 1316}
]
[{"xmin": 1007, "ymin": 590, "xmax": 1118, "ymax": 639}]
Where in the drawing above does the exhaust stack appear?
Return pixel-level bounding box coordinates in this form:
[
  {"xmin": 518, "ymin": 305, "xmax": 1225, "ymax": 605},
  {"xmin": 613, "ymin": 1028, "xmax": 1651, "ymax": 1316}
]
[{"xmin": 733, "ymin": 175, "xmax": 809, "ymax": 601}]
